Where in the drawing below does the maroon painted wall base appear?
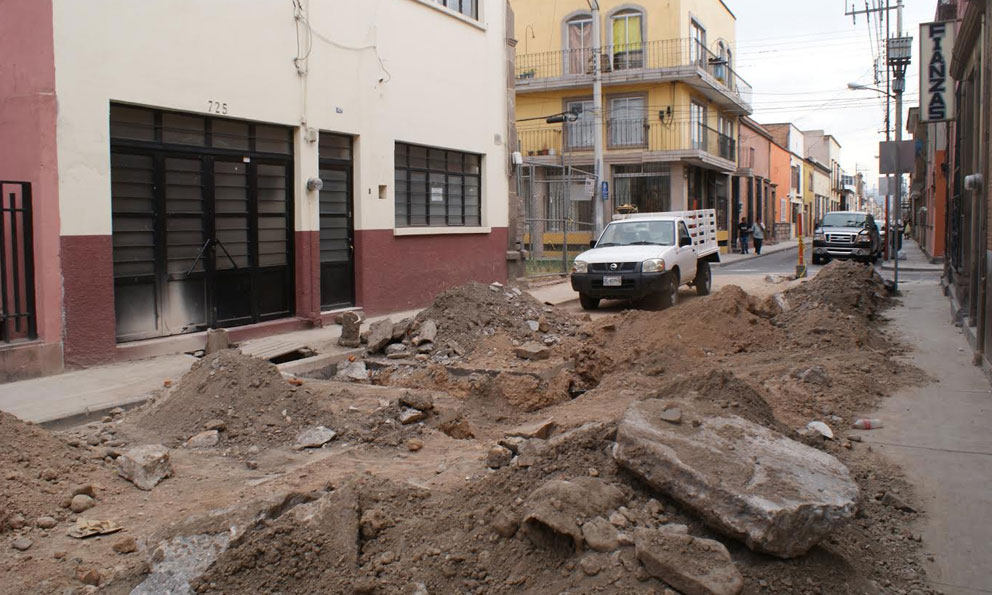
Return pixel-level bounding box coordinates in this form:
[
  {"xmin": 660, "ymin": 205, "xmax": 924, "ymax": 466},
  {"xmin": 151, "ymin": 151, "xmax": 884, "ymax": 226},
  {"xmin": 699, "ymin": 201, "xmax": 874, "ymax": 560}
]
[
  {"xmin": 61, "ymin": 235, "xmax": 117, "ymax": 368},
  {"xmin": 354, "ymin": 228, "xmax": 509, "ymax": 314}
]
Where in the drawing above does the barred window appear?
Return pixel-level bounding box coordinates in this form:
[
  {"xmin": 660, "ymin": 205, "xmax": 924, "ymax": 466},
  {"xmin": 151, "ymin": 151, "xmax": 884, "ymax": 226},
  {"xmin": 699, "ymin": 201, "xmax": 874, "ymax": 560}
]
[
  {"xmin": 395, "ymin": 143, "xmax": 481, "ymax": 228},
  {"xmin": 436, "ymin": 0, "xmax": 478, "ymax": 20}
]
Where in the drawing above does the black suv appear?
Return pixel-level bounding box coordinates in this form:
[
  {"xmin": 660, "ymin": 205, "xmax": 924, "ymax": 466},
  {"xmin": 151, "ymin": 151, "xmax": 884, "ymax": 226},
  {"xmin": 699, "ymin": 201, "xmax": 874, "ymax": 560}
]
[{"xmin": 812, "ymin": 211, "xmax": 881, "ymax": 264}]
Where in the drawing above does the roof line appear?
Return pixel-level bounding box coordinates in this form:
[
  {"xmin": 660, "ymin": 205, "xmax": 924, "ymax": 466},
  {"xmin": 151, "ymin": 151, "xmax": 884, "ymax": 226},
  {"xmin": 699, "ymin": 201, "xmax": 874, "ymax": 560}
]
[{"xmin": 719, "ymin": 0, "xmax": 736, "ymax": 20}]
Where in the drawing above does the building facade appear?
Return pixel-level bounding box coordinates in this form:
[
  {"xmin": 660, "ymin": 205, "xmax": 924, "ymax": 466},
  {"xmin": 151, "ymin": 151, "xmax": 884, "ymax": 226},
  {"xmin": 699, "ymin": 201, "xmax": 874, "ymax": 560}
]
[
  {"xmin": 734, "ymin": 117, "xmax": 779, "ymax": 244},
  {"xmin": 803, "ymin": 130, "xmax": 844, "ymax": 211},
  {"xmin": 768, "ymin": 139, "xmax": 794, "ymax": 238},
  {"xmin": 510, "ymin": 0, "xmax": 752, "ymax": 251},
  {"xmin": 765, "ymin": 123, "xmax": 807, "ymax": 234},
  {"xmin": 0, "ymin": 0, "xmax": 514, "ymax": 378}
]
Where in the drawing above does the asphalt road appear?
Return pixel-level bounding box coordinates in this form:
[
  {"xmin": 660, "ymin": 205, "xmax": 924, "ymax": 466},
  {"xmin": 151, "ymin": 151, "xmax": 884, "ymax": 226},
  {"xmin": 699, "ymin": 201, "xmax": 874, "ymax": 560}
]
[{"xmin": 718, "ymin": 248, "xmax": 941, "ymax": 284}]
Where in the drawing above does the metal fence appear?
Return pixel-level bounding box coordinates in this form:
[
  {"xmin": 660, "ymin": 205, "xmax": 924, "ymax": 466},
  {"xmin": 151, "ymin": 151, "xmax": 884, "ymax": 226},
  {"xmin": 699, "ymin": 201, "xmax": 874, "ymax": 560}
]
[
  {"xmin": 521, "ymin": 162, "xmax": 597, "ymax": 277},
  {"xmin": 518, "ymin": 120, "xmax": 735, "ymax": 162},
  {"xmin": 0, "ymin": 181, "xmax": 36, "ymax": 343}
]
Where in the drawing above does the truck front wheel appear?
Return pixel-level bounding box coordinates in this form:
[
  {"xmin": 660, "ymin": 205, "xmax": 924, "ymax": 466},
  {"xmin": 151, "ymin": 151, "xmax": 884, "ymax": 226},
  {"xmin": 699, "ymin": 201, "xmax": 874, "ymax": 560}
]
[
  {"xmin": 579, "ymin": 294, "xmax": 600, "ymax": 310},
  {"xmin": 694, "ymin": 261, "xmax": 712, "ymax": 295},
  {"xmin": 660, "ymin": 270, "xmax": 680, "ymax": 309}
]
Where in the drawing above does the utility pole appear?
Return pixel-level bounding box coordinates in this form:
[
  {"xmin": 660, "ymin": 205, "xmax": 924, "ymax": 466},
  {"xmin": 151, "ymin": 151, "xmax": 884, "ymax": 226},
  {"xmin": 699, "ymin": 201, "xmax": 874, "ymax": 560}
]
[
  {"xmin": 892, "ymin": 0, "xmax": 904, "ymax": 290},
  {"xmin": 588, "ymin": 1, "xmax": 605, "ymax": 234}
]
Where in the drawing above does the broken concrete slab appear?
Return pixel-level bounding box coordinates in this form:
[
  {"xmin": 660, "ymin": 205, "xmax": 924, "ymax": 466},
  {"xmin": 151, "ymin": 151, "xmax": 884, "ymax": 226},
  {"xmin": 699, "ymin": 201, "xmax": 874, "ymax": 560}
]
[
  {"xmin": 366, "ymin": 319, "xmax": 394, "ymax": 353},
  {"xmin": 514, "ymin": 342, "xmax": 550, "ymax": 361},
  {"xmin": 634, "ymin": 528, "xmax": 743, "ymax": 595},
  {"xmin": 391, "ymin": 318, "xmax": 413, "ymax": 342},
  {"xmin": 522, "ymin": 478, "xmax": 624, "ymax": 552},
  {"xmin": 336, "ymin": 360, "xmax": 368, "ymax": 382},
  {"xmin": 614, "ymin": 399, "xmax": 859, "ymax": 558},
  {"xmin": 294, "ymin": 426, "xmax": 337, "ymax": 450},
  {"xmin": 131, "ymin": 533, "xmax": 232, "ymax": 595},
  {"xmin": 506, "ymin": 419, "xmax": 555, "ymax": 440},
  {"xmin": 412, "ymin": 319, "xmax": 437, "ymax": 346},
  {"xmin": 117, "ymin": 444, "xmax": 173, "ymax": 491}
]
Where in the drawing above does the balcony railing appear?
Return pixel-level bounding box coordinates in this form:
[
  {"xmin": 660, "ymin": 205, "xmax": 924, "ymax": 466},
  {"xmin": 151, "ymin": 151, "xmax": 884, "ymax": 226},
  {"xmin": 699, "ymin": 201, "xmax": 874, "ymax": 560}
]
[
  {"xmin": 518, "ymin": 119, "xmax": 736, "ymax": 163},
  {"xmin": 515, "ymin": 38, "xmax": 752, "ymax": 108}
]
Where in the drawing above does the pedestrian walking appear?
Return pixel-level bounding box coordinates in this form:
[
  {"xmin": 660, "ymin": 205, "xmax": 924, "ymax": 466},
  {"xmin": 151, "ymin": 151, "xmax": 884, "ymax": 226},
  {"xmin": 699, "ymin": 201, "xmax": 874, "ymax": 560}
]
[
  {"xmin": 751, "ymin": 218, "xmax": 766, "ymax": 255},
  {"xmin": 738, "ymin": 217, "xmax": 749, "ymax": 254}
]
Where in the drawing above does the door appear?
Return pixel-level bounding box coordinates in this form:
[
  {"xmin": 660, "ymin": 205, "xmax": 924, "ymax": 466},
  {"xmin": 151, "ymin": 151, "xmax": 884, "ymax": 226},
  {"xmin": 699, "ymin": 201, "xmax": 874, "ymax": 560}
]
[
  {"xmin": 677, "ymin": 221, "xmax": 698, "ymax": 280},
  {"xmin": 110, "ymin": 104, "xmax": 294, "ymax": 342},
  {"xmin": 318, "ymin": 166, "xmax": 354, "ymax": 309}
]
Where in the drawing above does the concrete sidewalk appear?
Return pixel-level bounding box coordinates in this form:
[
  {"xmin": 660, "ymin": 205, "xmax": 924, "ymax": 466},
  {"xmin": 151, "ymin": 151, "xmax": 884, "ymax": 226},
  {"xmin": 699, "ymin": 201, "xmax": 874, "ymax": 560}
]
[
  {"xmin": 0, "ymin": 308, "xmax": 418, "ymax": 425},
  {"xmin": 868, "ymin": 278, "xmax": 992, "ymax": 594},
  {"xmin": 882, "ymin": 238, "xmax": 944, "ymax": 273},
  {"xmin": 716, "ymin": 237, "xmax": 805, "ymax": 267}
]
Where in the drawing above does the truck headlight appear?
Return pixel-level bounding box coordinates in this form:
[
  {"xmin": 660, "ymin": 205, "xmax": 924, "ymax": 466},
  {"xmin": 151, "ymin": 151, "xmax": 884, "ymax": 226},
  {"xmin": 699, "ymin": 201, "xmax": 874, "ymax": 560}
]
[
  {"xmin": 642, "ymin": 258, "xmax": 666, "ymax": 273},
  {"xmin": 572, "ymin": 260, "xmax": 588, "ymax": 274},
  {"xmin": 813, "ymin": 232, "xmax": 825, "ymax": 241}
]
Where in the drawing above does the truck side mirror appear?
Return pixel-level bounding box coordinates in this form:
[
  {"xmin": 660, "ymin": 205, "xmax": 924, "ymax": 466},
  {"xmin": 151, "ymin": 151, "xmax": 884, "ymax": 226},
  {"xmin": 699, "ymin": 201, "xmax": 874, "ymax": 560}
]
[
  {"xmin": 589, "ymin": 240, "xmax": 597, "ymax": 248},
  {"xmin": 679, "ymin": 236, "xmax": 692, "ymax": 247}
]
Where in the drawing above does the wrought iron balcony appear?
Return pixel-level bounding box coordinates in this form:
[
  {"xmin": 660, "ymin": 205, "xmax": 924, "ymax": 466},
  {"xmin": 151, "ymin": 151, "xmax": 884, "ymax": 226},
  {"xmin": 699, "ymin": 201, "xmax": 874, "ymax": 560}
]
[
  {"xmin": 517, "ymin": 119, "xmax": 736, "ymax": 165},
  {"xmin": 515, "ymin": 38, "xmax": 752, "ymax": 112}
]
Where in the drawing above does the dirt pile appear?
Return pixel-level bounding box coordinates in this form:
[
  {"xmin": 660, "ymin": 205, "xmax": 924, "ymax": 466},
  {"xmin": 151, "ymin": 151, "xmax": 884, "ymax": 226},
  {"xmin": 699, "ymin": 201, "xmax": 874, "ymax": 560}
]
[
  {"xmin": 784, "ymin": 260, "xmax": 889, "ymax": 320},
  {"xmin": 0, "ymin": 412, "xmax": 113, "ymax": 533},
  {"xmin": 131, "ymin": 349, "xmax": 333, "ymax": 447},
  {"xmin": 413, "ymin": 282, "xmax": 579, "ymax": 358}
]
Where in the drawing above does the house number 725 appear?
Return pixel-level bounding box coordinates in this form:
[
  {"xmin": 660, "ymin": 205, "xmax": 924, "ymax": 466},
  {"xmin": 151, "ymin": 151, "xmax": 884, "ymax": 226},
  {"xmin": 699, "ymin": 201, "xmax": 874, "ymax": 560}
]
[{"xmin": 207, "ymin": 100, "xmax": 228, "ymax": 115}]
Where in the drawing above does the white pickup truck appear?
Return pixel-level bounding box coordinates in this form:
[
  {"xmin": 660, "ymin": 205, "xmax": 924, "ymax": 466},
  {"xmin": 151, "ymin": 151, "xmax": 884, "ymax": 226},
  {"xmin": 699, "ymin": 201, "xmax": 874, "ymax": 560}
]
[{"xmin": 570, "ymin": 209, "xmax": 721, "ymax": 310}]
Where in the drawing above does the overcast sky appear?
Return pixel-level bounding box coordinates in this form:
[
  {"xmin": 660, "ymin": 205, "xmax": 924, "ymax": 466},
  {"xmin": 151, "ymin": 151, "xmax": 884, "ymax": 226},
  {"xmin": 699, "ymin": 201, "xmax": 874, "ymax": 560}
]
[{"xmin": 731, "ymin": 0, "xmax": 936, "ymax": 194}]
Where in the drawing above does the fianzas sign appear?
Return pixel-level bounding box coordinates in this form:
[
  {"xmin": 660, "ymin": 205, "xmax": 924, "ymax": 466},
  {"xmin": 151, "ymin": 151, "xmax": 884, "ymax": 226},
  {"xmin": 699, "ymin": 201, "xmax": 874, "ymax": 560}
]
[{"xmin": 920, "ymin": 21, "xmax": 955, "ymax": 122}]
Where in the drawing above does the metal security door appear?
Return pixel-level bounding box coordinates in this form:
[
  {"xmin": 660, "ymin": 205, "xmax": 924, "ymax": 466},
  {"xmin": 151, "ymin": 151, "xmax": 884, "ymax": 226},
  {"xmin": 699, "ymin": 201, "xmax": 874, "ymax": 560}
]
[{"xmin": 318, "ymin": 165, "xmax": 354, "ymax": 309}]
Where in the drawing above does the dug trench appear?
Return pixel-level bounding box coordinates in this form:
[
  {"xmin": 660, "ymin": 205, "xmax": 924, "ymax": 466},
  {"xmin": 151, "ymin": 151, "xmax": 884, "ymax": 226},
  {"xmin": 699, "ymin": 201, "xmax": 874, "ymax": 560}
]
[{"xmin": 0, "ymin": 264, "xmax": 936, "ymax": 594}]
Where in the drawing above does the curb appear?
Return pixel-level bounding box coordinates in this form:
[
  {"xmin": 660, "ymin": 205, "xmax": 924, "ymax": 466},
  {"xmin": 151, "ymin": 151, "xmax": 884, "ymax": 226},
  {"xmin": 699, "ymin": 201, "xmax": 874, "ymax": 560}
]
[
  {"xmin": 715, "ymin": 242, "xmax": 804, "ymax": 267},
  {"xmin": 880, "ymin": 263, "xmax": 944, "ymax": 273}
]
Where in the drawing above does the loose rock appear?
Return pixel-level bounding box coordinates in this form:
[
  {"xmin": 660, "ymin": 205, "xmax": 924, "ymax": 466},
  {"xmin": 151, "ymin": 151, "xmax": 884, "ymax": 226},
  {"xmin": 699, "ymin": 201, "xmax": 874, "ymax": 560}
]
[
  {"xmin": 413, "ymin": 319, "xmax": 438, "ymax": 346},
  {"xmin": 113, "ymin": 536, "xmax": 138, "ymax": 554},
  {"xmin": 185, "ymin": 430, "xmax": 220, "ymax": 449},
  {"xmin": 11, "ymin": 537, "xmax": 32, "ymax": 551},
  {"xmin": 581, "ymin": 517, "xmax": 620, "ymax": 552},
  {"xmin": 506, "ymin": 419, "xmax": 555, "ymax": 440},
  {"xmin": 635, "ymin": 528, "xmax": 743, "ymax": 595},
  {"xmin": 117, "ymin": 444, "xmax": 173, "ymax": 491},
  {"xmin": 336, "ymin": 360, "xmax": 369, "ymax": 382},
  {"xmin": 399, "ymin": 392, "xmax": 434, "ymax": 412},
  {"xmin": 36, "ymin": 516, "xmax": 57, "ymax": 529},
  {"xmin": 294, "ymin": 426, "xmax": 337, "ymax": 450},
  {"xmin": 338, "ymin": 311, "xmax": 363, "ymax": 348},
  {"xmin": 70, "ymin": 494, "xmax": 96, "ymax": 513},
  {"xmin": 398, "ymin": 408, "xmax": 427, "ymax": 425},
  {"xmin": 522, "ymin": 478, "xmax": 624, "ymax": 552},
  {"xmin": 486, "ymin": 445, "xmax": 513, "ymax": 469},
  {"xmin": 514, "ymin": 342, "xmax": 551, "ymax": 361},
  {"xmin": 366, "ymin": 319, "xmax": 395, "ymax": 353}
]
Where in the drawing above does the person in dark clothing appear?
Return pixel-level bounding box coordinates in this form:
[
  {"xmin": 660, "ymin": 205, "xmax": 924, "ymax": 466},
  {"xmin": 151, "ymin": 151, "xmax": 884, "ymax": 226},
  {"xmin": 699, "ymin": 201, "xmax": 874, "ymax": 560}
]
[{"xmin": 738, "ymin": 217, "xmax": 749, "ymax": 254}]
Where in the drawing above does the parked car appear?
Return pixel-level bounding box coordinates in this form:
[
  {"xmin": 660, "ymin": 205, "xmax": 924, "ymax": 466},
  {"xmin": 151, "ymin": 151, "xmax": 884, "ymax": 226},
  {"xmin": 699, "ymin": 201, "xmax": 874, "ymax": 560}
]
[
  {"xmin": 812, "ymin": 211, "xmax": 882, "ymax": 265},
  {"xmin": 570, "ymin": 210, "xmax": 721, "ymax": 310}
]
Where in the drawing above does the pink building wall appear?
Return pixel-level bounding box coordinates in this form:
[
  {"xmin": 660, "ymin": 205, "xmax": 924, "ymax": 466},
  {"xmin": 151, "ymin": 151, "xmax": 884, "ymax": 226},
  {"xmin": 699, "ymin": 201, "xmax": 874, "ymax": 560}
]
[{"xmin": 0, "ymin": 0, "xmax": 63, "ymax": 379}]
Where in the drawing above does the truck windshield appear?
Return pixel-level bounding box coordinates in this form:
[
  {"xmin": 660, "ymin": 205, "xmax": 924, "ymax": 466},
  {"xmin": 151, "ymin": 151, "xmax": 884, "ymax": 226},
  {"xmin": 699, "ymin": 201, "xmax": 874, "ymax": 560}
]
[
  {"xmin": 597, "ymin": 221, "xmax": 675, "ymax": 247},
  {"xmin": 820, "ymin": 213, "xmax": 867, "ymax": 228}
]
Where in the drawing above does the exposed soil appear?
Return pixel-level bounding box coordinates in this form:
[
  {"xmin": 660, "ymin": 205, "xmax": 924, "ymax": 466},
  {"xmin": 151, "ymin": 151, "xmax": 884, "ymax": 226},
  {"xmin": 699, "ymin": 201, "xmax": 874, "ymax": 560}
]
[{"xmin": 0, "ymin": 261, "xmax": 938, "ymax": 595}]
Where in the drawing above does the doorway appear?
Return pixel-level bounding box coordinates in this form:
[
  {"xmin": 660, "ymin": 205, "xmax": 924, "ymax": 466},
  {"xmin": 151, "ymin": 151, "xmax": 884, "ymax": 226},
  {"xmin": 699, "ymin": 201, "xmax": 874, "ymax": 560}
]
[
  {"xmin": 317, "ymin": 133, "xmax": 355, "ymax": 311},
  {"xmin": 109, "ymin": 105, "xmax": 294, "ymax": 342}
]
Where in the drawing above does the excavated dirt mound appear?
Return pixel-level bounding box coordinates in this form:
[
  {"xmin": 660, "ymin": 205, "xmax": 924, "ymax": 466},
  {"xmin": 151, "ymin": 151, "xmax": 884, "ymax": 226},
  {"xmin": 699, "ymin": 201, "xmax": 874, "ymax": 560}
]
[
  {"xmin": 414, "ymin": 282, "xmax": 579, "ymax": 357},
  {"xmin": 130, "ymin": 349, "xmax": 333, "ymax": 447},
  {"xmin": 783, "ymin": 260, "xmax": 889, "ymax": 320},
  {"xmin": 0, "ymin": 412, "xmax": 113, "ymax": 532},
  {"xmin": 649, "ymin": 368, "xmax": 787, "ymax": 433}
]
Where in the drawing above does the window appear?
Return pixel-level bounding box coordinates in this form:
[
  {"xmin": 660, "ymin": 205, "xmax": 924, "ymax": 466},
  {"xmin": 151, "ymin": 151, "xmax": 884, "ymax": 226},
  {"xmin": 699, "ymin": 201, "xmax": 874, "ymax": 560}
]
[
  {"xmin": 690, "ymin": 19, "xmax": 706, "ymax": 66},
  {"xmin": 611, "ymin": 9, "xmax": 643, "ymax": 70},
  {"xmin": 566, "ymin": 14, "xmax": 594, "ymax": 75},
  {"xmin": 435, "ymin": 0, "xmax": 478, "ymax": 20},
  {"xmin": 690, "ymin": 101, "xmax": 707, "ymax": 150},
  {"xmin": 609, "ymin": 96, "xmax": 646, "ymax": 147},
  {"xmin": 395, "ymin": 143, "xmax": 481, "ymax": 227},
  {"xmin": 565, "ymin": 99, "xmax": 595, "ymax": 150},
  {"xmin": 791, "ymin": 165, "xmax": 800, "ymax": 191}
]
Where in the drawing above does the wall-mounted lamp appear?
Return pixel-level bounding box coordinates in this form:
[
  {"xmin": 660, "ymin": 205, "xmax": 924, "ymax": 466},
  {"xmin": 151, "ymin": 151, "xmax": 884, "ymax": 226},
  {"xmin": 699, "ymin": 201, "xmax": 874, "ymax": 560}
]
[{"xmin": 307, "ymin": 177, "xmax": 323, "ymax": 192}]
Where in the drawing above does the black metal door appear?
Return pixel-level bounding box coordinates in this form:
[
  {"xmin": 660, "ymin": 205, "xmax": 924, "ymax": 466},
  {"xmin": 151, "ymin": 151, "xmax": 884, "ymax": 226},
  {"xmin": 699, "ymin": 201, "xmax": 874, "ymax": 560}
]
[
  {"xmin": 110, "ymin": 105, "xmax": 295, "ymax": 342},
  {"xmin": 318, "ymin": 165, "xmax": 354, "ymax": 310}
]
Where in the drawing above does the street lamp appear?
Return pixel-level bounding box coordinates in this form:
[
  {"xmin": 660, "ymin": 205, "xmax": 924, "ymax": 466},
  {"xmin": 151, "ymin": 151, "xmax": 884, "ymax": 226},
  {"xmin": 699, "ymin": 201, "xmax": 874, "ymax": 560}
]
[{"xmin": 847, "ymin": 82, "xmax": 895, "ymax": 97}]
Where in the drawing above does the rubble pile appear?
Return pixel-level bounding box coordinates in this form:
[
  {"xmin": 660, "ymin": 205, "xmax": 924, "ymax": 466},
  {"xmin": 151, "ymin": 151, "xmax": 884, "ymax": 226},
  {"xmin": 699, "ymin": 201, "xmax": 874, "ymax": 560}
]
[
  {"xmin": 131, "ymin": 349, "xmax": 333, "ymax": 447},
  {"xmin": 0, "ymin": 411, "xmax": 115, "ymax": 534},
  {"xmin": 385, "ymin": 281, "xmax": 580, "ymax": 360}
]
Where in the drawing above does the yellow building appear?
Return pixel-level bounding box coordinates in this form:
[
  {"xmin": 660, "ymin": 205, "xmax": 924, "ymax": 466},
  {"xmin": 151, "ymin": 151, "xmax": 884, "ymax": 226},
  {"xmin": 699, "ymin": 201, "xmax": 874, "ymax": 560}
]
[{"xmin": 511, "ymin": 0, "xmax": 752, "ymax": 250}]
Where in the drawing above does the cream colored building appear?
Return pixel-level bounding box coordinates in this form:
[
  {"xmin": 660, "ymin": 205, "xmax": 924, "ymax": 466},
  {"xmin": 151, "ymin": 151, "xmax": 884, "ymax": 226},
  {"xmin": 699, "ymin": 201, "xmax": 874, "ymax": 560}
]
[{"xmin": 0, "ymin": 0, "xmax": 514, "ymax": 374}]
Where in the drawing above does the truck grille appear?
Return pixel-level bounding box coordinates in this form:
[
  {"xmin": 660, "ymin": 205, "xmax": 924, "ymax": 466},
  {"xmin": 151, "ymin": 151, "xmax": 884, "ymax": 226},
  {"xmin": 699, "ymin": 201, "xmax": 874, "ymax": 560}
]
[
  {"xmin": 589, "ymin": 262, "xmax": 638, "ymax": 272},
  {"xmin": 826, "ymin": 233, "xmax": 855, "ymax": 244}
]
